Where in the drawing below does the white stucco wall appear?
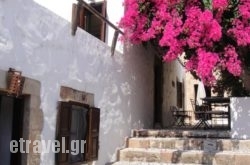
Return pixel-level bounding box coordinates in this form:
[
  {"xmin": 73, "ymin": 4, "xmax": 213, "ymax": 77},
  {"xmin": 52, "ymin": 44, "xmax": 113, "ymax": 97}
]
[
  {"xmin": 0, "ymin": 0, "xmax": 154, "ymax": 164},
  {"xmin": 231, "ymin": 97, "xmax": 250, "ymax": 139},
  {"xmin": 33, "ymin": 0, "xmax": 125, "ymax": 53},
  {"xmin": 162, "ymin": 60, "xmax": 185, "ymax": 127}
]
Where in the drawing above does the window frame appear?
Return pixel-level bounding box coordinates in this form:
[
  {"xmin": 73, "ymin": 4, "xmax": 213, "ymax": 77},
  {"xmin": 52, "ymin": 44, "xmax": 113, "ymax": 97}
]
[
  {"xmin": 56, "ymin": 101, "xmax": 100, "ymax": 165},
  {"xmin": 71, "ymin": 1, "xmax": 106, "ymax": 41}
]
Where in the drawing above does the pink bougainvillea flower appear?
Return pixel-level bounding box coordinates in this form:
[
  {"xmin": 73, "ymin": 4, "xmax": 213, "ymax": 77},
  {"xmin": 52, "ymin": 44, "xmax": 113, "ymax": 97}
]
[
  {"xmin": 196, "ymin": 49, "xmax": 219, "ymax": 85},
  {"xmin": 239, "ymin": 0, "xmax": 250, "ymax": 20},
  {"xmin": 185, "ymin": 56, "xmax": 198, "ymax": 71},
  {"xmin": 119, "ymin": 0, "xmax": 249, "ymax": 86},
  {"xmin": 212, "ymin": 0, "xmax": 229, "ymax": 10},
  {"xmin": 227, "ymin": 0, "xmax": 250, "ymax": 46},
  {"xmin": 228, "ymin": 19, "xmax": 250, "ymax": 46},
  {"xmin": 184, "ymin": 8, "xmax": 222, "ymax": 49},
  {"xmin": 223, "ymin": 45, "xmax": 242, "ymax": 76}
]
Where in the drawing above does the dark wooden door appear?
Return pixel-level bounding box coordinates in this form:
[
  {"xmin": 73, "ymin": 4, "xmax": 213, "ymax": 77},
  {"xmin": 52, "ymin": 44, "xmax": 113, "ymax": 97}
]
[
  {"xmin": 0, "ymin": 95, "xmax": 24, "ymax": 165},
  {"xmin": 154, "ymin": 57, "xmax": 163, "ymax": 126}
]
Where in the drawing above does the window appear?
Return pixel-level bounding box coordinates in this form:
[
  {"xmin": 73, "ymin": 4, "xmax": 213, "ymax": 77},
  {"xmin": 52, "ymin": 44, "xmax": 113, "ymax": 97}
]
[
  {"xmin": 176, "ymin": 81, "xmax": 183, "ymax": 108},
  {"xmin": 56, "ymin": 101, "xmax": 100, "ymax": 165},
  {"xmin": 72, "ymin": 1, "xmax": 106, "ymax": 41}
]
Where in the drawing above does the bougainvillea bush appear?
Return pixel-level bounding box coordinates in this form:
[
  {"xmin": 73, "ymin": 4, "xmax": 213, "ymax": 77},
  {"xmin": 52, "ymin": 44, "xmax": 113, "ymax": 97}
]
[{"xmin": 119, "ymin": 0, "xmax": 250, "ymax": 95}]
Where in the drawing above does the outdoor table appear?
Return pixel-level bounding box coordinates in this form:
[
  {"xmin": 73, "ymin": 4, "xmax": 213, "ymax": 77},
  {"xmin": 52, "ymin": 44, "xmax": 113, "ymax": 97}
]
[
  {"xmin": 194, "ymin": 97, "xmax": 230, "ymax": 129},
  {"xmin": 201, "ymin": 97, "xmax": 230, "ymax": 104}
]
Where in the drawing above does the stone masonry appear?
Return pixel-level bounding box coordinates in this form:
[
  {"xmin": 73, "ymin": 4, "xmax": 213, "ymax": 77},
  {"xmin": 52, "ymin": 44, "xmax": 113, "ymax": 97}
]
[{"xmin": 112, "ymin": 129, "xmax": 250, "ymax": 165}]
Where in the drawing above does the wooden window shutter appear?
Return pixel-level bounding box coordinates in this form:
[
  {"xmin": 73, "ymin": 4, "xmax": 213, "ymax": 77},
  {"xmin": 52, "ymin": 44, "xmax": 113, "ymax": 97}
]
[
  {"xmin": 78, "ymin": 5, "xmax": 86, "ymax": 30},
  {"xmin": 86, "ymin": 107, "xmax": 100, "ymax": 161},
  {"xmin": 100, "ymin": 0, "xmax": 106, "ymax": 41},
  {"xmin": 71, "ymin": 3, "xmax": 78, "ymax": 35},
  {"xmin": 56, "ymin": 102, "xmax": 71, "ymax": 165},
  {"xmin": 72, "ymin": 2, "xmax": 86, "ymax": 35}
]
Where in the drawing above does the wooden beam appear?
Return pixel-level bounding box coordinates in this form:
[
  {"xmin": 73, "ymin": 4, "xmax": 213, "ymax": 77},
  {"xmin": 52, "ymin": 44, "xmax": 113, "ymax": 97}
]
[{"xmin": 111, "ymin": 30, "xmax": 119, "ymax": 56}]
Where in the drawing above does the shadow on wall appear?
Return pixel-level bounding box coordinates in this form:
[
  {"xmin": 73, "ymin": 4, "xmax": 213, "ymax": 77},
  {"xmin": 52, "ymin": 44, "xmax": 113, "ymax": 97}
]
[
  {"xmin": 96, "ymin": 43, "xmax": 154, "ymax": 163},
  {"xmin": 231, "ymin": 97, "xmax": 250, "ymax": 139}
]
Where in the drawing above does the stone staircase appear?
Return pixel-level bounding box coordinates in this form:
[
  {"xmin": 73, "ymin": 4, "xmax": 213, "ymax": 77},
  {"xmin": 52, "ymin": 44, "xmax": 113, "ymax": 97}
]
[{"xmin": 111, "ymin": 129, "xmax": 250, "ymax": 165}]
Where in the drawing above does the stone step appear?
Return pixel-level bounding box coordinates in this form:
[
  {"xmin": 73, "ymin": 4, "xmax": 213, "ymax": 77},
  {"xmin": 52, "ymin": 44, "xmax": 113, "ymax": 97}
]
[
  {"xmin": 127, "ymin": 137, "xmax": 250, "ymax": 151},
  {"xmin": 119, "ymin": 148, "xmax": 250, "ymax": 164},
  {"xmin": 111, "ymin": 161, "xmax": 202, "ymax": 165},
  {"xmin": 132, "ymin": 129, "xmax": 230, "ymax": 139}
]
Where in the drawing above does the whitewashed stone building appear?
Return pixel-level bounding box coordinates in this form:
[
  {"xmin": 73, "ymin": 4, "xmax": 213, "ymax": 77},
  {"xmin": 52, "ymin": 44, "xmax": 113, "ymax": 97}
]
[{"xmin": 0, "ymin": 0, "xmax": 188, "ymax": 164}]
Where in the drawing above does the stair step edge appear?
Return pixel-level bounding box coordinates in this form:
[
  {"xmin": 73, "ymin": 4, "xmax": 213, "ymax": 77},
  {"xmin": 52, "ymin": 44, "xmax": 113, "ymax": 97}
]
[
  {"xmin": 111, "ymin": 161, "xmax": 202, "ymax": 165},
  {"xmin": 127, "ymin": 138, "xmax": 250, "ymax": 151},
  {"xmin": 120, "ymin": 147, "xmax": 250, "ymax": 154}
]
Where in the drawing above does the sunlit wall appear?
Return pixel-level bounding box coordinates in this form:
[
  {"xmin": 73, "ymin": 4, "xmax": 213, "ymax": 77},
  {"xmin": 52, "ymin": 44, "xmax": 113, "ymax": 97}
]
[{"xmin": 0, "ymin": 0, "xmax": 154, "ymax": 164}]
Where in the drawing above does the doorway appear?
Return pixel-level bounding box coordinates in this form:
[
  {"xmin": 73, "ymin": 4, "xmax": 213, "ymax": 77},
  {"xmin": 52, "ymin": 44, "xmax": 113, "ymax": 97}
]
[
  {"xmin": 154, "ymin": 57, "xmax": 163, "ymax": 127},
  {"xmin": 0, "ymin": 94, "xmax": 24, "ymax": 165}
]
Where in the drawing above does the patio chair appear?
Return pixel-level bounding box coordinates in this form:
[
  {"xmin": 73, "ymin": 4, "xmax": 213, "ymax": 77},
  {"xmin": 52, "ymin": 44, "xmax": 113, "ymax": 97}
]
[
  {"xmin": 193, "ymin": 104, "xmax": 212, "ymax": 129},
  {"xmin": 170, "ymin": 106, "xmax": 191, "ymax": 127},
  {"xmin": 190, "ymin": 99, "xmax": 211, "ymax": 120}
]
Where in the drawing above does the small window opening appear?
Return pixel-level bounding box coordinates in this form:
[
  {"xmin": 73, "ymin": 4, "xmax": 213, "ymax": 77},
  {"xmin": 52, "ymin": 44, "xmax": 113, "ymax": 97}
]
[{"xmin": 72, "ymin": 1, "xmax": 106, "ymax": 41}]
